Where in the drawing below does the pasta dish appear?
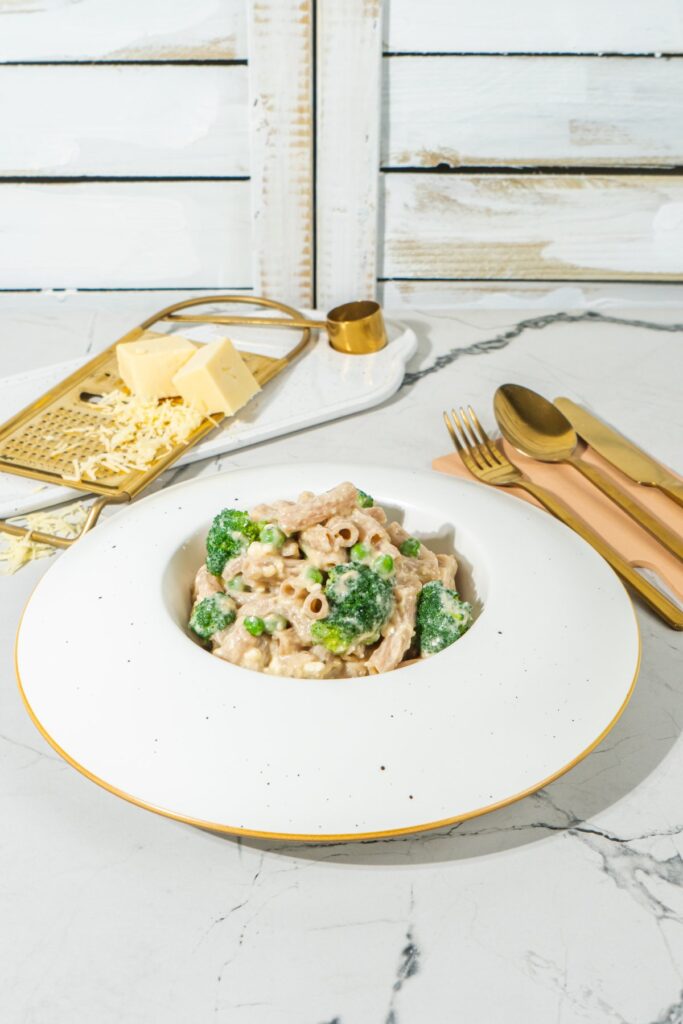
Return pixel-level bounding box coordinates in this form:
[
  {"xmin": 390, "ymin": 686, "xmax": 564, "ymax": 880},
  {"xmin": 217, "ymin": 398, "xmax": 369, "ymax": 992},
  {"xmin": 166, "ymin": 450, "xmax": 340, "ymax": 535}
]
[{"xmin": 189, "ymin": 482, "xmax": 473, "ymax": 677}]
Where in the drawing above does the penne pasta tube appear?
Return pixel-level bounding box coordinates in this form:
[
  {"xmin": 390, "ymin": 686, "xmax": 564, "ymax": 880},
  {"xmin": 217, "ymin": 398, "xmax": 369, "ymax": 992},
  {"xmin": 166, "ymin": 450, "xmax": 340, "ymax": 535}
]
[
  {"xmin": 303, "ymin": 591, "xmax": 329, "ymax": 620},
  {"xmin": 195, "ymin": 482, "xmax": 472, "ymax": 677}
]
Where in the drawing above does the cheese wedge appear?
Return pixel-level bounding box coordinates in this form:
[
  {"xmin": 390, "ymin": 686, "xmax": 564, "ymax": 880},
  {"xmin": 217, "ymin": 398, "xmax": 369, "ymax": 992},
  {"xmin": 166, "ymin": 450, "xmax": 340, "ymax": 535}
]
[
  {"xmin": 116, "ymin": 331, "xmax": 197, "ymax": 400},
  {"xmin": 172, "ymin": 337, "xmax": 260, "ymax": 416}
]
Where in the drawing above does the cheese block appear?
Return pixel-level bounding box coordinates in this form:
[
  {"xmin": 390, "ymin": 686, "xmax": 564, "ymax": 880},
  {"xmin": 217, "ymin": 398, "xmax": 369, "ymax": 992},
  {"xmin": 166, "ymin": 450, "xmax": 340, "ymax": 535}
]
[
  {"xmin": 171, "ymin": 337, "xmax": 260, "ymax": 416},
  {"xmin": 116, "ymin": 331, "xmax": 197, "ymax": 400}
]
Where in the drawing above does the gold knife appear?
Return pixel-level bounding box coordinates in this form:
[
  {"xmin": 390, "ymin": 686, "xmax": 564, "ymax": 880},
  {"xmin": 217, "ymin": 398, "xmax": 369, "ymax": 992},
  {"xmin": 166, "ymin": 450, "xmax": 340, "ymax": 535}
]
[{"xmin": 555, "ymin": 398, "xmax": 683, "ymax": 509}]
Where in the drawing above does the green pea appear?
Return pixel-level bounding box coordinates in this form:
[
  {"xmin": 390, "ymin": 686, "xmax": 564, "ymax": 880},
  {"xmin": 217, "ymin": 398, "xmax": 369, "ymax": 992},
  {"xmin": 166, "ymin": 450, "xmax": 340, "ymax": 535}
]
[
  {"xmin": 244, "ymin": 615, "xmax": 265, "ymax": 637},
  {"xmin": 264, "ymin": 613, "xmax": 288, "ymax": 635},
  {"xmin": 306, "ymin": 566, "xmax": 323, "ymax": 584},
  {"xmin": 399, "ymin": 538, "xmax": 421, "ymax": 558},
  {"xmin": 374, "ymin": 553, "xmax": 395, "ymax": 576},
  {"xmin": 227, "ymin": 574, "xmax": 248, "ymax": 592},
  {"xmin": 357, "ymin": 489, "xmax": 374, "ymax": 508},
  {"xmin": 350, "ymin": 542, "xmax": 369, "ymax": 562},
  {"xmin": 259, "ymin": 524, "xmax": 286, "ymax": 548}
]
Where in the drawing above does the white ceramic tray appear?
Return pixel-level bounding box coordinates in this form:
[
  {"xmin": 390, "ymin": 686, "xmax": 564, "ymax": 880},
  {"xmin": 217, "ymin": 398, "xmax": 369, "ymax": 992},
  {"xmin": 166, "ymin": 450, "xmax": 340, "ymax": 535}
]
[{"xmin": 0, "ymin": 315, "xmax": 416, "ymax": 518}]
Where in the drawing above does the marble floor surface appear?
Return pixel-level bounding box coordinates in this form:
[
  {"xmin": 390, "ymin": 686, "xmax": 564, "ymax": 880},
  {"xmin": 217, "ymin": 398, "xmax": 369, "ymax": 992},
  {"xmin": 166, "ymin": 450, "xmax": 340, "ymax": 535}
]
[{"xmin": 1, "ymin": 295, "xmax": 683, "ymax": 1023}]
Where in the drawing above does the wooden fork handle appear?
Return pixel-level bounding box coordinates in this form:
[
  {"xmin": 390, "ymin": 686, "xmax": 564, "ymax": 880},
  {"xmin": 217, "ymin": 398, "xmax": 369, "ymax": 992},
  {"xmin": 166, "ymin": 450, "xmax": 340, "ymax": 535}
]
[
  {"xmin": 518, "ymin": 479, "xmax": 683, "ymax": 630},
  {"xmin": 569, "ymin": 457, "xmax": 683, "ymax": 561},
  {"xmin": 658, "ymin": 479, "xmax": 683, "ymax": 509}
]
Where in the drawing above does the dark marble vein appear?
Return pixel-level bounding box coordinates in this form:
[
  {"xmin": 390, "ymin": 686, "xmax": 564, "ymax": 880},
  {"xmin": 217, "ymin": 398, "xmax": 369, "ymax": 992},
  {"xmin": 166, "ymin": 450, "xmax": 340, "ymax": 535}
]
[
  {"xmin": 384, "ymin": 890, "xmax": 420, "ymax": 1024},
  {"xmin": 402, "ymin": 310, "xmax": 683, "ymax": 387},
  {"xmin": 653, "ymin": 990, "xmax": 683, "ymax": 1024}
]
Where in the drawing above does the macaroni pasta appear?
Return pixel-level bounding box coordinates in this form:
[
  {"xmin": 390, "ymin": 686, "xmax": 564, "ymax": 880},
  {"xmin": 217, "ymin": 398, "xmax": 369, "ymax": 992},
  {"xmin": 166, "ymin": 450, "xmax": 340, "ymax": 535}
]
[{"xmin": 189, "ymin": 483, "xmax": 473, "ymax": 677}]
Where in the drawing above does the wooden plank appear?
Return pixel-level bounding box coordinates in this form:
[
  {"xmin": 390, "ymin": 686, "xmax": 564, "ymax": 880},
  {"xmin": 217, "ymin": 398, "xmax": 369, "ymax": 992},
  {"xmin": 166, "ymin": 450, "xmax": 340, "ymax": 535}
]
[
  {"xmin": 0, "ymin": 181, "xmax": 251, "ymax": 289},
  {"xmin": 384, "ymin": 0, "xmax": 683, "ymax": 53},
  {"xmin": 380, "ymin": 280, "xmax": 683, "ymax": 310},
  {"xmin": 381, "ymin": 174, "xmax": 683, "ymax": 281},
  {"xmin": 316, "ymin": 0, "xmax": 382, "ymax": 310},
  {"xmin": 0, "ymin": 66, "xmax": 249, "ymax": 177},
  {"xmin": 247, "ymin": 0, "xmax": 314, "ymax": 308},
  {"xmin": 384, "ymin": 56, "xmax": 683, "ymax": 168},
  {"xmin": 0, "ymin": 0, "xmax": 246, "ymax": 62}
]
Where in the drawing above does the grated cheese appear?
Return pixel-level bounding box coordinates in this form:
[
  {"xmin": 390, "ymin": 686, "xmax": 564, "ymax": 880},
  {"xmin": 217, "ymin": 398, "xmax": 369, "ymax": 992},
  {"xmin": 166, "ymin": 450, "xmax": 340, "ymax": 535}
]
[
  {"xmin": 54, "ymin": 388, "xmax": 208, "ymax": 483},
  {"xmin": 0, "ymin": 501, "xmax": 89, "ymax": 574}
]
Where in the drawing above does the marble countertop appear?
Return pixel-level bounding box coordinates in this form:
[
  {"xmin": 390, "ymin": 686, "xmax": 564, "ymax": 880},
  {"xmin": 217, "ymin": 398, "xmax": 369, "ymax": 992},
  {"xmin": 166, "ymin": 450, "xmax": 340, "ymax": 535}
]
[{"xmin": 2, "ymin": 295, "xmax": 683, "ymax": 1023}]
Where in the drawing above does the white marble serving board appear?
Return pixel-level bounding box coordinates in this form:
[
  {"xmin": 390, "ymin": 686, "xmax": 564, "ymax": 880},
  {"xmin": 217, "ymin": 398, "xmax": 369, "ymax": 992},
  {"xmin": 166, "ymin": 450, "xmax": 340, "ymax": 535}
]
[{"xmin": 0, "ymin": 316, "xmax": 416, "ymax": 518}]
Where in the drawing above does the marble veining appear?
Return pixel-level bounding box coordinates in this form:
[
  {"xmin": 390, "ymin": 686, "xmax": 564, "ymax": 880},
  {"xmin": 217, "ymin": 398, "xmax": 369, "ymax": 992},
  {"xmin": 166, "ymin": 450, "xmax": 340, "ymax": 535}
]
[
  {"xmin": 2, "ymin": 302, "xmax": 683, "ymax": 1023},
  {"xmin": 402, "ymin": 309, "xmax": 683, "ymax": 386}
]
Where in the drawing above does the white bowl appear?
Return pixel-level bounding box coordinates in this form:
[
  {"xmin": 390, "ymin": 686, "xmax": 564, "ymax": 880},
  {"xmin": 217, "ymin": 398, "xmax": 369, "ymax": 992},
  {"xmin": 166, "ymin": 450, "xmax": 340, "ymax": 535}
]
[{"xmin": 16, "ymin": 463, "xmax": 639, "ymax": 841}]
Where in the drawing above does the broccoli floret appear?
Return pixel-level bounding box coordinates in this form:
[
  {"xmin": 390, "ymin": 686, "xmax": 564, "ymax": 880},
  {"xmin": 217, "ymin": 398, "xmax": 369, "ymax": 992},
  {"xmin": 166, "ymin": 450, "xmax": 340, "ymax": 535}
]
[
  {"xmin": 189, "ymin": 593, "xmax": 237, "ymax": 639},
  {"xmin": 311, "ymin": 563, "xmax": 394, "ymax": 654},
  {"xmin": 416, "ymin": 580, "xmax": 472, "ymax": 656},
  {"xmin": 357, "ymin": 489, "xmax": 374, "ymax": 508},
  {"xmin": 205, "ymin": 508, "xmax": 260, "ymax": 576}
]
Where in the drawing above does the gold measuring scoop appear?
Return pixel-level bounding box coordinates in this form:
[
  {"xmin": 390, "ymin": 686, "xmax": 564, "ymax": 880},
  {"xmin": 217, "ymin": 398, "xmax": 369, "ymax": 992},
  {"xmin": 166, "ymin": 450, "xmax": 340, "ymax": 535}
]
[{"xmin": 162, "ymin": 295, "xmax": 388, "ymax": 355}]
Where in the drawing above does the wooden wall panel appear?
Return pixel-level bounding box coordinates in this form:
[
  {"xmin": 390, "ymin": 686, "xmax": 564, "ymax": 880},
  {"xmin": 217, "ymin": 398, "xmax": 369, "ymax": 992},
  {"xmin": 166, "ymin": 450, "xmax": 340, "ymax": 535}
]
[
  {"xmin": 316, "ymin": 0, "xmax": 382, "ymax": 310},
  {"xmin": 379, "ymin": 280, "xmax": 683, "ymax": 309},
  {"xmin": 0, "ymin": 0, "xmax": 247, "ymax": 62},
  {"xmin": 384, "ymin": 0, "xmax": 683, "ymax": 54},
  {"xmin": 383, "ymin": 57, "xmax": 683, "ymax": 168},
  {"xmin": 0, "ymin": 66, "xmax": 249, "ymax": 177},
  {"xmin": 0, "ymin": 0, "xmax": 316, "ymax": 300},
  {"xmin": 381, "ymin": 174, "xmax": 683, "ymax": 281},
  {"xmin": 0, "ymin": 182, "xmax": 251, "ymax": 289},
  {"xmin": 247, "ymin": 0, "xmax": 314, "ymax": 307}
]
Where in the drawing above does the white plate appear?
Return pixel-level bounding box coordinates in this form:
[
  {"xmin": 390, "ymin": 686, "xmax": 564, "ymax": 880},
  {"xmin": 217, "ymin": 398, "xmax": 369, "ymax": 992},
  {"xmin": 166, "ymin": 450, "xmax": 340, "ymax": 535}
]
[
  {"xmin": 0, "ymin": 315, "xmax": 416, "ymax": 518},
  {"xmin": 16, "ymin": 464, "xmax": 640, "ymax": 841}
]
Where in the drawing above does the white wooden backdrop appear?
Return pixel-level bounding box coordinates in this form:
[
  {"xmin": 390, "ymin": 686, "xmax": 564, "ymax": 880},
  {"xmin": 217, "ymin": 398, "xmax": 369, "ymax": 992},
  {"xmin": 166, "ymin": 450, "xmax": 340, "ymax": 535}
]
[
  {"xmin": 1, "ymin": 0, "xmax": 682, "ymax": 313},
  {"xmin": 0, "ymin": 0, "xmax": 313, "ymax": 306},
  {"xmin": 317, "ymin": 0, "xmax": 683, "ymax": 309}
]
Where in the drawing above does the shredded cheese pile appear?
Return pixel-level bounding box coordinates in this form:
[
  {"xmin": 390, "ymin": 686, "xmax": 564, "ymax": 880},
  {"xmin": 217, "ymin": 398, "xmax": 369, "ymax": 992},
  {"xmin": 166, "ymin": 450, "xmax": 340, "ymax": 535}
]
[
  {"xmin": 0, "ymin": 501, "xmax": 89, "ymax": 574},
  {"xmin": 50, "ymin": 389, "xmax": 207, "ymax": 482}
]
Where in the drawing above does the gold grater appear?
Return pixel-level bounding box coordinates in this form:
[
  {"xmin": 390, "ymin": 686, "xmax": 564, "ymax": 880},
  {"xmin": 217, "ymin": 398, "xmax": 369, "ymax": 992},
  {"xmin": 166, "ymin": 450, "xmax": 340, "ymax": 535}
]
[{"xmin": 0, "ymin": 295, "xmax": 313, "ymax": 550}]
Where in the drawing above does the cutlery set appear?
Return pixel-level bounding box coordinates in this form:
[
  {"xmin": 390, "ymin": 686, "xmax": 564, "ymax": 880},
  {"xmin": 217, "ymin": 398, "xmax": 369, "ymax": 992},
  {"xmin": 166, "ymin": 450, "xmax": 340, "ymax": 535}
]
[{"xmin": 443, "ymin": 387, "xmax": 683, "ymax": 629}]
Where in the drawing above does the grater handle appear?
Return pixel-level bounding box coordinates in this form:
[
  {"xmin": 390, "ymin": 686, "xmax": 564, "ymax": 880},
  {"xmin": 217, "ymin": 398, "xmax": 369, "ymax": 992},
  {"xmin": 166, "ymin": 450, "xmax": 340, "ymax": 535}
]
[{"xmin": 0, "ymin": 493, "xmax": 129, "ymax": 550}]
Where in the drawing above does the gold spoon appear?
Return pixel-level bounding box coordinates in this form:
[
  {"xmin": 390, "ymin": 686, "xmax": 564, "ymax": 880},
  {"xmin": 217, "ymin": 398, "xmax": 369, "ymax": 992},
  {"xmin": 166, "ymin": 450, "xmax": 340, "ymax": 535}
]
[{"xmin": 494, "ymin": 383, "xmax": 683, "ymax": 561}]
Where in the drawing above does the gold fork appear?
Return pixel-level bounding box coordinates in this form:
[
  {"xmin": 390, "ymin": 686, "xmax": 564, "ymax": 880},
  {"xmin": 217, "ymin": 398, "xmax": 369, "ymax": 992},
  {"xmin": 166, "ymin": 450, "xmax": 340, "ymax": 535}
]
[{"xmin": 444, "ymin": 406, "xmax": 683, "ymax": 630}]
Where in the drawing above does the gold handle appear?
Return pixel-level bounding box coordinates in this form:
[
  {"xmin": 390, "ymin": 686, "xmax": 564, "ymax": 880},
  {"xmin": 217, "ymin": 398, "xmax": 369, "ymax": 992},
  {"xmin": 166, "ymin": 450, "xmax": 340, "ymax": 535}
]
[
  {"xmin": 163, "ymin": 313, "xmax": 327, "ymax": 331},
  {"xmin": 568, "ymin": 456, "xmax": 683, "ymax": 561},
  {"xmin": 519, "ymin": 478, "xmax": 683, "ymax": 629},
  {"xmin": 0, "ymin": 493, "xmax": 130, "ymax": 550},
  {"xmin": 659, "ymin": 479, "xmax": 683, "ymax": 509}
]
